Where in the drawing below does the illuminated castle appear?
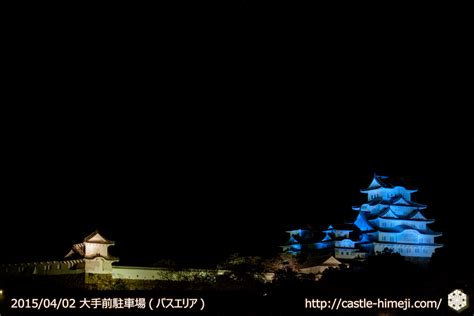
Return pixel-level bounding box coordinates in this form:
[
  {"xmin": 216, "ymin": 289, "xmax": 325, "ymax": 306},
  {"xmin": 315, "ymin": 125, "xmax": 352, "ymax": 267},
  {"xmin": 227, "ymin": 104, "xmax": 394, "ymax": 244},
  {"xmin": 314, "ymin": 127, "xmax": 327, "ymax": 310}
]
[{"xmin": 282, "ymin": 174, "xmax": 443, "ymax": 261}]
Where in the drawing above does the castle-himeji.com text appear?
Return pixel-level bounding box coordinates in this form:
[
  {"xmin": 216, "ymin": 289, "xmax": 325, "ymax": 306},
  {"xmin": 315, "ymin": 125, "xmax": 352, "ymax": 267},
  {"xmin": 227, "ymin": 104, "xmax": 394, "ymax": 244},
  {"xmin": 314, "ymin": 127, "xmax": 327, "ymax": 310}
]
[{"xmin": 305, "ymin": 297, "xmax": 442, "ymax": 310}]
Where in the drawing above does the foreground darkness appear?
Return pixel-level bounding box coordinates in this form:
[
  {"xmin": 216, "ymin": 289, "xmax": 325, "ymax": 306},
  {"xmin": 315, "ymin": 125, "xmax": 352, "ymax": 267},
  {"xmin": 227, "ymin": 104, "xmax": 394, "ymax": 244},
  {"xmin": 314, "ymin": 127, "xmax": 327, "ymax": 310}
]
[{"xmin": 1, "ymin": 252, "xmax": 472, "ymax": 315}]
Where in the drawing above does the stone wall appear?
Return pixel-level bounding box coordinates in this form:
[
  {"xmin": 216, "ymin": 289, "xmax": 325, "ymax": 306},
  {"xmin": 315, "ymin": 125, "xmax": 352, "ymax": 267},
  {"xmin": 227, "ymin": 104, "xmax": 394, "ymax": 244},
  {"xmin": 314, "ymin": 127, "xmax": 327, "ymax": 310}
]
[{"xmin": 112, "ymin": 266, "xmax": 222, "ymax": 282}]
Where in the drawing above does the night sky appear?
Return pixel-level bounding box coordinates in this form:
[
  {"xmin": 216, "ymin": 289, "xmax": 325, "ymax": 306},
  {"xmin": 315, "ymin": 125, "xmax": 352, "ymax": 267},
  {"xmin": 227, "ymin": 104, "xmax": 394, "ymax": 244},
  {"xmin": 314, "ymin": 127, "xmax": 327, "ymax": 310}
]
[
  {"xmin": 1, "ymin": 3, "xmax": 472, "ymax": 269},
  {"xmin": 2, "ymin": 117, "xmax": 472, "ymax": 267}
]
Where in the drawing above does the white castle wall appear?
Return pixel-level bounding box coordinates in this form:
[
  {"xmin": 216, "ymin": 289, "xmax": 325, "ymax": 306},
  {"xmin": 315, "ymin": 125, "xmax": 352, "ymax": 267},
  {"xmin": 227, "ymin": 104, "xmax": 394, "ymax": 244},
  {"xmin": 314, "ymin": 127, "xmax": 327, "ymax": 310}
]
[
  {"xmin": 0, "ymin": 260, "xmax": 84, "ymax": 275},
  {"xmin": 111, "ymin": 266, "xmax": 227, "ymax": 281},
  {"xmin": 84, "ymin": 242, "xmax": 110, "ymax": 258},
  {"xmin": 85, "ymin": 257, "xmax": 114, "ymax": 274},
  {"xmin": 374, "ymin": 242, "xmax": 434, "ymax": 257}
]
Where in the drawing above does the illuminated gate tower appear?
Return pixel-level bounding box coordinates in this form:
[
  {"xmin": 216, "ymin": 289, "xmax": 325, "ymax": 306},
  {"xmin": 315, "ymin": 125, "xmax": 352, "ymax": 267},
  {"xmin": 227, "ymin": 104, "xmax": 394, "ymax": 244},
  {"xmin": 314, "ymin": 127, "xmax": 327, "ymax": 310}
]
[{"xmin": 353, "ymin": 174, "xmax": 442, "ymax": 258}]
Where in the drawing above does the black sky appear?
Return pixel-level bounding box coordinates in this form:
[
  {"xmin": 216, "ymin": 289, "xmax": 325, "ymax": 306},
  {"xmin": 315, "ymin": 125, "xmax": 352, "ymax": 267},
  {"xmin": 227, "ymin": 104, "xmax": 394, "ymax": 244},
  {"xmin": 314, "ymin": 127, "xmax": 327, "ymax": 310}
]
[
  {"xmin": 2, "ymin": 116, "xmax": 472, "ymax": 266},
  {"xmin": 1, "ymin": 4, "xmax": 472, "ymax": 266}
]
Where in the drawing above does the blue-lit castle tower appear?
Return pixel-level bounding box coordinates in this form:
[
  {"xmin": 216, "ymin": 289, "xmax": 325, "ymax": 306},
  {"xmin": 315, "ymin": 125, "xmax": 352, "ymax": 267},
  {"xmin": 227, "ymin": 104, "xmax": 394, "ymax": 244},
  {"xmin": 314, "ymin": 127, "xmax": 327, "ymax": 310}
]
[
  {"xmin": 280, "ymin": 226, "xmax": 316, "ymax": 255},
  {"xmin": 352, "ymin": 174, "xmax": 442, "ymax": 259},
  {"xmin": 281, "ymin": 174, "xmax": 443, "ymax": 261}
]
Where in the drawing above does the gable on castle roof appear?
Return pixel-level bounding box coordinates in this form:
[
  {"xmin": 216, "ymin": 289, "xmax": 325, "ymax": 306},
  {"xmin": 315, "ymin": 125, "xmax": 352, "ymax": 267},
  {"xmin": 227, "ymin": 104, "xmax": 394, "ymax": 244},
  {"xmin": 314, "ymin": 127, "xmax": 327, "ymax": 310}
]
[
  {"xmin": 410, "ymin": 211, "xmax": 428, "ymax": 220},
  {"xmin": 379, "ymin": 207, "xmax": 399, "ymax": 219},
  {"xmin": 361, "ymin": 174, "xmax": 418, "ymax": 193},
  {"xmin": 84, "ymin": 231, "xmax": 114, "ymax": 244}
]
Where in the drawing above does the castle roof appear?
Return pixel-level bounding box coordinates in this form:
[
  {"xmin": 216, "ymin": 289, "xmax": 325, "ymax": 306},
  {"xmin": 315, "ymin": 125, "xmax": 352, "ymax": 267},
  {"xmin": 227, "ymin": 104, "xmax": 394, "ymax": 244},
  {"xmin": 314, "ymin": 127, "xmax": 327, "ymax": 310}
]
[
  {"xmin": 84, "ymin": 230, "xmax": 114, "ymax": 244},
  {"xmin": 354, "ymin": 212, "xmax": 376, "ymax": 231},
  {"xmin": 300, "ymin": 254, "xmax": 343, "ymax": 269},
  {"xmin": 361, "ymin": 174, "xmax": 418, "ymax": 193},
  {"xmin": 377, "ymin": 207, "xmax": 432, "ymax": 221},
  {"xmin": 65, "ymin": 243, "xmax": 85, "ymax": 258},
  {"xmin": 410, "ymin": 211, "xmax": 430, "ymax": 221},
  {"xmin": 358, "ymin": 234, "xmax": 373, "ymax": 244},
  {"xmin": 378, "ymin": 207, "xmax": 398, "ymax": 219},
  {"xmin": 284, "ymin": 235, "xmax": 302, "ymax": 245},
  {"xmin": 363, "ymin": 196, "xmax": 426, "ymax": 208},
  {"xmin": 65, "ymin": 231, "xmax": 116, "ymax": 260},
  {"xmin": 84, "ymin": 253, "xmax": 119, "ymax": 261},
  {"xmin": 322, "ymin": 223, "xmax": 353, "ymax": 232},
  {"xmin": 391, "ymin": 196, "xmax": 425, "ymax": 207}
]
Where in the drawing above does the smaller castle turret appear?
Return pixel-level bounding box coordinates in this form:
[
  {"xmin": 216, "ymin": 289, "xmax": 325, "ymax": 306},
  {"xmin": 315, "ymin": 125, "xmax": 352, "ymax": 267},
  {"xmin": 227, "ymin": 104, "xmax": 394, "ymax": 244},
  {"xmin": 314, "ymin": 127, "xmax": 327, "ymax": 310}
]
[{"xmin": 66, "ymin": 230, "xmax": 118, "ymax": 274}]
